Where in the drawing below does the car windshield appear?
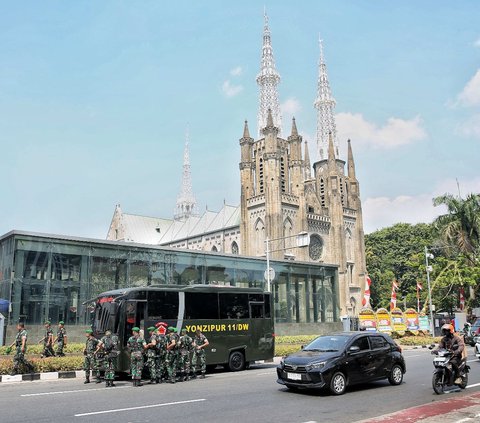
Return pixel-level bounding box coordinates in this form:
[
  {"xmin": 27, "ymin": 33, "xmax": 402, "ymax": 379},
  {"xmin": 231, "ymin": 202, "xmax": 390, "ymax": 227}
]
[{"xmin": 303, "ymin": 335, "xmax": 350, "ymax": 352}]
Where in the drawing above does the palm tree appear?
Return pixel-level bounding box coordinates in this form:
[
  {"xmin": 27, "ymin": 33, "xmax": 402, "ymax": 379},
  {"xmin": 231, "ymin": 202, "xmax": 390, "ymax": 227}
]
[{"xmin": 433, "ymin": 193, "xmax": 480, "ymax": 265}]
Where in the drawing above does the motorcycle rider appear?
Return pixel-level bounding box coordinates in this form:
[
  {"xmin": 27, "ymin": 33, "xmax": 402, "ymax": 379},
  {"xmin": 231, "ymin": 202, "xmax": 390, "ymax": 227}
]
[{"xmin": 433, "ymin": 323, "xmax": 465, "ymax": 384}]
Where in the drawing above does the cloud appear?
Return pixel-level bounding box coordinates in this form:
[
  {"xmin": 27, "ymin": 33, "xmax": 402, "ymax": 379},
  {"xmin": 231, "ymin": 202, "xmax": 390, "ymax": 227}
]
[
  {"xmin": 230, "ymin": 66, "xmax": 243, "ymax": 76},
  {"xmin": 280, "ymin": 97, "xmax": 302, "ymax": 116},
  {"xmin": 221, "ymin": 80, "xmax": 243, "ymax": 97},
  {"xmin": 336, "ymin": 112, "xmax": 427, "ymax": 148},
  {"xmin": 475, "ymin": 38, "xmax": 480, "ymax": 48},
  {"xmin": 457, "ymin": 69, "xmax": 480, "ymax": 107},
  {"xmin": 363, "ymin": 177, "xmax": 480, "ymax": 233},
  {"xmin": 458, "ymin": 113, "xmax": 480, "ymax": 138}
]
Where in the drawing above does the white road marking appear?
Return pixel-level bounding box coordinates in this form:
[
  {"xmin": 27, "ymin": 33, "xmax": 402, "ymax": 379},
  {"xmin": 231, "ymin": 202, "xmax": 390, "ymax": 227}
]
[
  {"xmin": 466, "ymin": 382, "xmax": 480, "ymax": 389},
  {"xmin": 21, "ymin": 386, "xmax": 130, "ymax": 397},
  {"xmin": 467, "ymin": 359, "xmax": 478, "ymax": 363},
  {"xmin": 74, "ymin": 398, "xmax": 206, "ymax": 417},
  {"xmin": 256, "ymin": 371, "xmax": 276, "ymax": 376},
  {"xmin": 454, "ymin": 414, "xmax": 480, "ymax": 423}
]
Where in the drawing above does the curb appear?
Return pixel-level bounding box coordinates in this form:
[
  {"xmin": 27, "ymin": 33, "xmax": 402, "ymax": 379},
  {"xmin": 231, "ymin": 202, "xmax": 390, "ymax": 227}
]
[{"xmin": 0, "ymin": 370, "xmax": 83, "ymax": 383}]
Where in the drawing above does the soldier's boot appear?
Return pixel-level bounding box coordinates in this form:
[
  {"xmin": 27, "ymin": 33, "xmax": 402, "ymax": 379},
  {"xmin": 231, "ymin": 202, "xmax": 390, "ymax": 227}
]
[
  {"xmin": 137, "ymin": 379, "xmax": 143, "ymax": 387},
  {"xmin": 110, "ymin": 381, "xmax": 116, "ymax": 387},
  {"xmin": 95, "ymin": 378, "xmax": 102, "ymax": 384},
  {"xmin": 191, "ymin": 372, "xmax": 197, "ymax": 379},
  {"xmin": 84, "ymin": 377, "xmax": 90, "ymax": 384},
  {"xmin": 10, "ymin": 368, "xmax": 18, "ymax": 376},
  {"xmin": 200, "ymin": 373, "xmax": 205, "ymax": 379},
  {"xmin": 105, "ymin": 380, "xmax": 110, "ymax": 387}
]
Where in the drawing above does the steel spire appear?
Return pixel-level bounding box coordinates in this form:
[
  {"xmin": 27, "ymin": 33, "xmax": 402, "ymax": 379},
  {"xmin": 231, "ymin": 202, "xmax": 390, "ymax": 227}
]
[
  {"xmin": 314, "ymin": 38, "xmax": 339, "ymax": 159},
  {"xmin": 174, "ymin": 126, "xmax": 198, "ymax": 221},
  {"xmin": 256, "ymin": 11, "xmax": 282, "ymax": 137}
]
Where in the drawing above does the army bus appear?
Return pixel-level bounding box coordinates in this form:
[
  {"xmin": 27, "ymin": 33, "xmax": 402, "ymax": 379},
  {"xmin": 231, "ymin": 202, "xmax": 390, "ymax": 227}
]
[{"xmin": 89, "ymin": 285, "xmax": 274, "ymax": 373}]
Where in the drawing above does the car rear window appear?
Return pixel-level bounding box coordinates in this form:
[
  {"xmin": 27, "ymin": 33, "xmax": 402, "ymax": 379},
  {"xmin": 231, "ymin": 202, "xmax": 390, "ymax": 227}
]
[{"xmin": 370, "ymin": 336, "xmax": 387, "ymax": 349}]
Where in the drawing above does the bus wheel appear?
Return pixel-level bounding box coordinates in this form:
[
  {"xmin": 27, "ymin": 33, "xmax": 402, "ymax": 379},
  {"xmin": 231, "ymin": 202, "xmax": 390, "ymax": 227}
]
[{"xmin": 228, "ymin": 351, "xmax": 245, "ymax": 371}]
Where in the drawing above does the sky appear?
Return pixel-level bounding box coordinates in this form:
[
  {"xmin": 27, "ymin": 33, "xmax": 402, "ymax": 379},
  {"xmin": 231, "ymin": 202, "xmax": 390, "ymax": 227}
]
[{"xmin": 0, "ymin": 1, "xmax": 479, "ymax": 238}]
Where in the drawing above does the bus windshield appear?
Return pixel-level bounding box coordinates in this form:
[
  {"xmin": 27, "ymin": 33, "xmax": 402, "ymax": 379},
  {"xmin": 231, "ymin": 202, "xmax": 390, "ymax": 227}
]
[{"xmin": 93, "ymin": 295, "xmax": 121, "ymax": 334}]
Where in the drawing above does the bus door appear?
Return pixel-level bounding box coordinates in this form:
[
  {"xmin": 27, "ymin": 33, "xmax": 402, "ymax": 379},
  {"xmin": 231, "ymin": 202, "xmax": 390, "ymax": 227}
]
[
  {"xmin": 249, "ymin": 296, "xmax": 274, "ymax": 357},
  {"xmin": 123, "ymin": 300, "xmax": 146, "ymax": 346}
]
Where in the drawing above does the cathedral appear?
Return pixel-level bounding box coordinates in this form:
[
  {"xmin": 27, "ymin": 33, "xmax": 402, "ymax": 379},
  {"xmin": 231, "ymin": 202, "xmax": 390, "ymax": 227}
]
[{"xmin": 107, "ymin": 15, "xmax": 366, "ymax": 317}]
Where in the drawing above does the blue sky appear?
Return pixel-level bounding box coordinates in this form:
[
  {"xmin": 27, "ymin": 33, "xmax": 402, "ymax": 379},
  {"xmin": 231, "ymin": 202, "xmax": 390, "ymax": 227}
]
[{"xmin": 1, "ymin": 1, "xmax": 479, "ymax": 238}]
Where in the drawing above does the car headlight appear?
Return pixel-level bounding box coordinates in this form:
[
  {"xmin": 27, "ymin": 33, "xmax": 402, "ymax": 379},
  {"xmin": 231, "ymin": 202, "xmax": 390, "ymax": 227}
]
[
  {"xmin": 280, "ymin": 358, "xmax": 285, "ymax": 368},
  {"xmin": 306, "ymin": 361, "xmax": 326, "ymax": 371}
]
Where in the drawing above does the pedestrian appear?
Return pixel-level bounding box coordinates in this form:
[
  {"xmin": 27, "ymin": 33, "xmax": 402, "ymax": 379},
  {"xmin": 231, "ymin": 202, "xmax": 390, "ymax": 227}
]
[
  {"xmin": 178, "ymin": 328, "xmax": 193, "ymax": 381},
  {"xmin": 83, "ymin": 329, "xmax": 99, "ymax": 384},
  {"xmin": 165, "ymin": 326, "xmax": 178, "ymax": 383},
  {"xmin": 7, "ymin": 322, "xmax": 34, "ymax": 375},
  {"xmin": 39, "ymin": 321, "xmax": 55, "ymax": 358},
  {"xmin": 53, "ymin": 321, "xmax": 67, "ymax": 357},
  {"xmin": 95, "ymin": 330, "xmax": 118, "ymax": 387},
  {"xmin": 192, "ymin": 329, "xmax": 209, "ymax": 379},
  {"xmin": 155, "ymin": 322, "xmax": 168, "ymax": 383},
  {"xmin": 145, "ymin": 327, "xmax": 158, "ymax": 384},
  {"xmin": 127, "ymin": 327, "xmax": 146, "ymax": 387}
]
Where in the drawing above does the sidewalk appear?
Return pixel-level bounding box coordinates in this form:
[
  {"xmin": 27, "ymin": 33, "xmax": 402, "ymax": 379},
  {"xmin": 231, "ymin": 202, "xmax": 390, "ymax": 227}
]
[{"xmin": 356, "ymin": 391, "xmax": 480, "ymax": 423}]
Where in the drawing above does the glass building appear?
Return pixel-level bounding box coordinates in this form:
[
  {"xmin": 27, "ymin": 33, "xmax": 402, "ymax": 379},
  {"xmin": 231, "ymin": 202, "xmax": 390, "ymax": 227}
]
[{"xmin": 0, "ymin": 231, "xmax": 339, "ymax": 335}]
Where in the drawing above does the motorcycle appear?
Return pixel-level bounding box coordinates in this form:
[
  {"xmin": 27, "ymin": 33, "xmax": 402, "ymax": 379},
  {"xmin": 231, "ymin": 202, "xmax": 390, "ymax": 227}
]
[
  {"xmin": 474, "ymin": 336, "xmax": 480, "ymax": 360},
  {"xmin": 431, "ymin": 348, "xmax": 469, "ymax": 394},
  {"xmin": 461, "ymin": 324, "xmax": 475, "ymax": 347}
]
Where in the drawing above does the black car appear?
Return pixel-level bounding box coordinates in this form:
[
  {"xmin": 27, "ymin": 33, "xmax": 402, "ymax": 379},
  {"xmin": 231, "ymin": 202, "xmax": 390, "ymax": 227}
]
[{"xmin": 277, "ymin": 331, "xmax": 406, "ymax": 395}]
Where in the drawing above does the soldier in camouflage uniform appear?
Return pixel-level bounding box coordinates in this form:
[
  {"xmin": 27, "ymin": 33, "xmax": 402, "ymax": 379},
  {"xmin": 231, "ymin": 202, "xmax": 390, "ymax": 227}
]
[
  {"xmin": 39, "ymin": 321, "xmax": 55, "ymax": 358},
  {"xmin": 145, "ymin": 327, "xmax": 158, "ymax": 383},
  {"xmin": 95, "ymin": 330, "xmax": 118, "ymax": 387},
  {"xmin": 178, "ymin": 328, "xmax": 194, "ymax": 381},
  {"xmin": 165, "ymin": 326, "xmax": 179, "ymax": 383},
  {"xmin": 8, "ymin": 323, "xmax": 34, "ymax": 375},
  {"xmin": 155, "ymin": 322, "xmax": 168, "ymax": 383},
  {"xmin": 83, "ymin": 329, "xmax": 99, "ymax": 383},
  {"xmin": 53, "ymin": 321, "xmax": 67, "ymax": 357},
  {"xmin": 192, "ymin": 329, "xmax": 209, "ymax": 379},
  {"xmin": 127, "ymin": 327, "xmax": 146, "ymax": 387}
]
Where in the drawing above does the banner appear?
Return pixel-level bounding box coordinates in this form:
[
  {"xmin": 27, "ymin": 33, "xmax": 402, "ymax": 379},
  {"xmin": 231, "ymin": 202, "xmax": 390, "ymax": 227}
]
[
  {"xmin": 391, "ymin": 307, "xmax": 407, "ymax": 335},
  {"xmin": 405, "ymin": 308, "xmax": 420, "ymax": 334},
  {"xmin": 362, "ymin": 275, "xmax": 372, "ymax": 308},
  {"xmin": 419, "ymin": 315, "xmax": 430, "ymax": 332},
  {"xmin": 359, "ymin": 308, "xmax": 377, "ymax": 331},
  {"xmin": 390, "ymin": 280, "xmax": 399, "ymax": 311},
  {"xmin": 376, "ymin": 308, "xmax": 393, "ymax": 333}
]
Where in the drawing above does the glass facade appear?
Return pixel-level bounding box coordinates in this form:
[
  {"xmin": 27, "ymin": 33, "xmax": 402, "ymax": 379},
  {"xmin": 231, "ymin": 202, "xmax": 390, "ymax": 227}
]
[{"xmin": 0, "ymin": 231, "xmax": 339, "ymax": 327}]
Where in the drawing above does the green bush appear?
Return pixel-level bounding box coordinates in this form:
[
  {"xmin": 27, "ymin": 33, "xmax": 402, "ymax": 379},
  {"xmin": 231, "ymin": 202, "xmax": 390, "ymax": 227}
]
[
  {"xmin": 0, "ymin": 356, "xmax": 84, "ymax": 375},
  {"xmin": 399, "ymin": 336, "xmax": 441, "ymax": 346},
  {"xmin": 275, "ymin": 344, "xmax": 302, "ymax": 357},
  {"xmin": 0, "ymin": 343, "xmax": 85, "ymax": 356},
  {"xmin": 275, "ymin": 335, "xmax": 319, "ymax": 345}
]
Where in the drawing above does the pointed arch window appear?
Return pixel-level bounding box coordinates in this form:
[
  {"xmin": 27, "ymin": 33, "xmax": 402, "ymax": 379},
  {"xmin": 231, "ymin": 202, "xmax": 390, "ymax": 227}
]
[{"xmin": 231, "ymin": 241, "xmax": 239, "ymax": 255}]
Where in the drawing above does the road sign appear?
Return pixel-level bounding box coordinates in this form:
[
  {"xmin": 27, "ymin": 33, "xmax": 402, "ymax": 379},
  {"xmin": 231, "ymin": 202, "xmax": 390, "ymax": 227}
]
[{"xmin": 264, "ymin": 267, "xmax": 275, "ymax": 281}]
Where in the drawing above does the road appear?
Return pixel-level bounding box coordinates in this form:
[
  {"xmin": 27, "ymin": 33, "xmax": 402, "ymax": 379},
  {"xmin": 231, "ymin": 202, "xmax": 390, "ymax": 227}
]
[{"xmin": 1, "ymin": 347, "xmax": 480, "ymax": 423}]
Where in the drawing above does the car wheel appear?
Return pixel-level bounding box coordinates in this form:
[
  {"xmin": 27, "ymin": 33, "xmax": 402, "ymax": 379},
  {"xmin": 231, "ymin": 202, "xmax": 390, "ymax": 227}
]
[
  {"xmin": 329, "ymin": 372, "xmax": 347, "ymax": 395},
  {"xmin": 388, "ymin": 364, "xmax": 404, "ymax": 386},
  {"xmin": 228, "ymin": 351, "xmax": 245, "ymax": 372}
]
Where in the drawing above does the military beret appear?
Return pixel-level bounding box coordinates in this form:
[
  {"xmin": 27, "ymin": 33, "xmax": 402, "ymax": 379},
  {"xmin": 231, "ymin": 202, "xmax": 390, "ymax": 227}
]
[
  {"xmin": 167, "ymin": 326, "xmax": 175, "ymax": 331},
  {"xmin": 147, "ymin": 326, "xmax": 155, "ymax": 332},
  {"xmin": 44, "ymin": 320, "xmax": 51, "ymax": 325},
  {"xmin": 85, "ymin": 329, "xmax": 93, "ymax": 334},
  {"xmin": 132, "ymin": 327, "xmax": 140, "ymax": 332},
  {"xmin": 173, "ymin": 328, "xmax": 178, "ymax": 333},
  {"xmin": 59, "ymin": 321, "xmax": 65, "ymax": 325}
]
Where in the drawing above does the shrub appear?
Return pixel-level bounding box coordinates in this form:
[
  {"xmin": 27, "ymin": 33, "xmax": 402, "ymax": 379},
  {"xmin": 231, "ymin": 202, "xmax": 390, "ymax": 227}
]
[
  {"xmin": 275, "ymin": 335, "xmax": 319, "ymax": 345},
  {"xmin": 0, "ymin": 356, "xmax": 84, "ymax": 375},
  {"xmin": 0, "ymin": 343, "xmax": 85, "ymax": 356}
]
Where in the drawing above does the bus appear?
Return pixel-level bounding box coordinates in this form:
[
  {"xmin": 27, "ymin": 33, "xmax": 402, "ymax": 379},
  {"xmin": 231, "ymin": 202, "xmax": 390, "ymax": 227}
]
[{"xmin": 89, "ymin": 284, "xmax": 274, "ymax": 373}]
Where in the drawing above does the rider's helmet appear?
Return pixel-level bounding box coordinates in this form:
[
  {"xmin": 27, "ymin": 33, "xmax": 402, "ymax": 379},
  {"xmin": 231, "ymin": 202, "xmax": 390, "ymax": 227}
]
[{"xmin": 441, "ymin": 323, "xmax": 454, "ymax": 337}]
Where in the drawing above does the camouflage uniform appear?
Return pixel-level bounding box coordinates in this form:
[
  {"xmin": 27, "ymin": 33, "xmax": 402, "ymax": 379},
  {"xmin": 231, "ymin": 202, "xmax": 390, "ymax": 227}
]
[
  {"xmin": 12, "ymin": 328, "xmax": 34, "ymax": 374},
  {"xmin": 55, "ymin": 326, "xmax": 67, "ymax": 357},
  {"xmin": 155, "ymin": 332, "xmax": 168, "ymax": 382},
  {"xmin": 98, "ymin": 333, "xmax": 118, "ymax": 387},
  {"xmin": 192, "ymin": 332, "xmax": 208, "ymax": 377},
  {"xmin": 145, "ymin": 329, "xmax": 157, "ymax": 383},
  {"xmin": 165, "ymin": 330, "xmax": 179, "ymax": 383},
  {"xmin": 178, "ymin": 331, "xmax": 194, "ymax": 381},
  {"xmin": 41, "ymin": 325, "xmax": 55, "ymax": 357},
  {"xmin": 127, "ymin": 333, "xmax": 146, "ymax": 384},
  {"xmin": 83, "ymin": 334, "xmax": 99, "ymax": 383}
]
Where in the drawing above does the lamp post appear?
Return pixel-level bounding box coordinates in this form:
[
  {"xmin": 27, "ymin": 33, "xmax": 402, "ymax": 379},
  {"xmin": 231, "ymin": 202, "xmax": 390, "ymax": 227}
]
[
  {"xmin": 425, "ymin": 246, "xmax": 435, "ymax": 336},
  {"xmin": 264, "ymin": 232, "xmax": 310, "ymax": 292}
]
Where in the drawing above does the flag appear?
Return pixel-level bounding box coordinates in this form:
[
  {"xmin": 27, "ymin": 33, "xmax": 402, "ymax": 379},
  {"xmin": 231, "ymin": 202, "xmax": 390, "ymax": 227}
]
[
  {"xmin": 390, "ymin": 280, "xmax": 399, "ymax": 311},
  {"xmin": 416, "ymin": 281, "xmax": 422, "ymax": 313},
  {"xmin": 416, "ymin": 282, "xmax": 423, "ymax": 291},
  {"xmin": 460, "ymin": 287, "xmax": 465, "ymax": 311},
  {"xmin": 362, "ymin": 275, "xmax": 372, "ymax": 308}
]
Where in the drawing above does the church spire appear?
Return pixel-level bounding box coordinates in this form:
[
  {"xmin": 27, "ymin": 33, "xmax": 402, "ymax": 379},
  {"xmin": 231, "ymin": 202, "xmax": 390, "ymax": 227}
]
[
  {"xmin": 174, "ymin": 127, "xmax": 198, "ymax": 221},
  {"xmin": 290, "ymin": 117, "xmax": 298, "ymax": 137},
  {"xmin": 347, "ymin": 139, "xmax": 356, "ymax": 179},
  {"xmin": 256, "ymin": 11, "xmax": 282, "ymax": 137},
  {"xmin": 243, "ymin": 120, "xmax": 251, "ymax": 139},
  {"xmin": 314, "ymin": 38, "xmax": 338, "ymax": 159}
]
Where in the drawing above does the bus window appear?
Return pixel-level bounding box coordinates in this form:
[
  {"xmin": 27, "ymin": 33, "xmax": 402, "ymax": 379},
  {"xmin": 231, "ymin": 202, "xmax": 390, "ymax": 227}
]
[
  {"xmin": 147, "ymin": 291, "xmax": 179, "ymax": 319},
  {"xmin": 185, "ymin": 292, "xmax": 219, "ymax": 319},
  {"xmin": 250, "ymin": 302, "xmax": 264, "ymax": 318},
  {"xmin": 124, "ymin": 301, "xmax": 145, "ymax": 345},
  {"xmin": 219, "ymin": 293, "xmax": 249, "ymax": 319}
]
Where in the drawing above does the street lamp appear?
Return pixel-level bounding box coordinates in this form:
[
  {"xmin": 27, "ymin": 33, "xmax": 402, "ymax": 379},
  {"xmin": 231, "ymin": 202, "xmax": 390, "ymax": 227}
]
[
  {"xmin": 265, "ymin": 231, "xmax": 310, "ymax": 292},
  {"xmin": 425, "ymin": 246, "xmax": 435, "ymax": 337}
]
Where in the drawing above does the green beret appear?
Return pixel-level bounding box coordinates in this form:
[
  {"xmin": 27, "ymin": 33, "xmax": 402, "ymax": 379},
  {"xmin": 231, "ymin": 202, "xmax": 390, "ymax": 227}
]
[
  {"xmin": 147, "ymin": 326, "xmax": 155, "ymax": 332},
  {"xmin": 85, "ymin": 329, "xmax": 93, "ymax": 334},
  {"xmin": 168, "ymin": 326, "xmax": 175, "ymax": 331},
  {"xmin": 132, "ymin": 327, "xmax": 140, "ymax": 332},
  {"xmin": 44, "ymin": 320, "xmax": 51, "ymax": 325},
  {"xmin": 173, "ymin": 328, "xmax": 178, "ymax": 333},
  {"xmin": 59, "ymin": 321, "xmax": 65, "ymax": 325}
]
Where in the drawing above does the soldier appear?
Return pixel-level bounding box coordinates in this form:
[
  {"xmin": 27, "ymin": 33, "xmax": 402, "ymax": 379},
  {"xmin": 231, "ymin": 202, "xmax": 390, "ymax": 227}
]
[
  {"xmin": 178, "ymin": 328, "xmax": 194, "ymax": 381},
  {"xmin": 127, "ymin": 327, "xmax": 146, "ymax": 387},
  {"xmin": 39, "ymin": 321, "xmax": 55, "ymax": 358},
  {"xmin": 192, "ymin": 329, "xmax": 209, "ymax": 379},
  {"xmin": 53, "ymin": 321, "xmax": 67, "ymax": 357},
  {"xmin": 165, "ymin": 326, "xmax": 178, "ymax": 383},
  {"xmin": 145, "ymin": 327, "xmax": 158, "ymax": 384},
  {"xmin": 83, "ymin": 329, "xmax": 99, "ymax": 384},
  {"xmin": 7, "ymin": 322, "xmax": 34, "ymax": 375},
  {"xmin": 155, "ymin": 322, "xmax": 168, "ymax": 383},
  {"xmin": 95, "ymin": 330, "xmax": 118, "ymax": 387}
]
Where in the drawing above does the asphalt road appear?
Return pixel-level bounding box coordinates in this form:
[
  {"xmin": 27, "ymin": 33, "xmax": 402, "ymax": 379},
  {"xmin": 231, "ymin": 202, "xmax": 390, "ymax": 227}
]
[{"xmin": 2, "ymin": 347, "xmax": 480, "ymax": 423}]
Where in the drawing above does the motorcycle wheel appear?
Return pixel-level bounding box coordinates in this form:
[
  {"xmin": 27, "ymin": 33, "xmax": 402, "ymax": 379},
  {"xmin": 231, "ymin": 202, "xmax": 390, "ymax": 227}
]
[
  {"xmin": 459, "ymin": 372, "xmax": 469, "ymax": 389},
  {"xmin": 432, "ymin": 373, "xmax": 444, "ymax": 395}
]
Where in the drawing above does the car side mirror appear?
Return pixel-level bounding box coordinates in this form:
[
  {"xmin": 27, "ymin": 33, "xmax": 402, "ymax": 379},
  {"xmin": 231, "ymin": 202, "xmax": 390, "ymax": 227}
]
[{"xmin": 348, "ymin": 345, "xmax": 360, "ymax": 354}]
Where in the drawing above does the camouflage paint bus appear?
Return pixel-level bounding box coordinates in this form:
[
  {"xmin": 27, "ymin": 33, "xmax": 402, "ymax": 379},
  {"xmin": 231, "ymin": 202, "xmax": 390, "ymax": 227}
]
[{"xmin": 90, "ymin": 284, "xmax": 274, "ymax": 373}]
